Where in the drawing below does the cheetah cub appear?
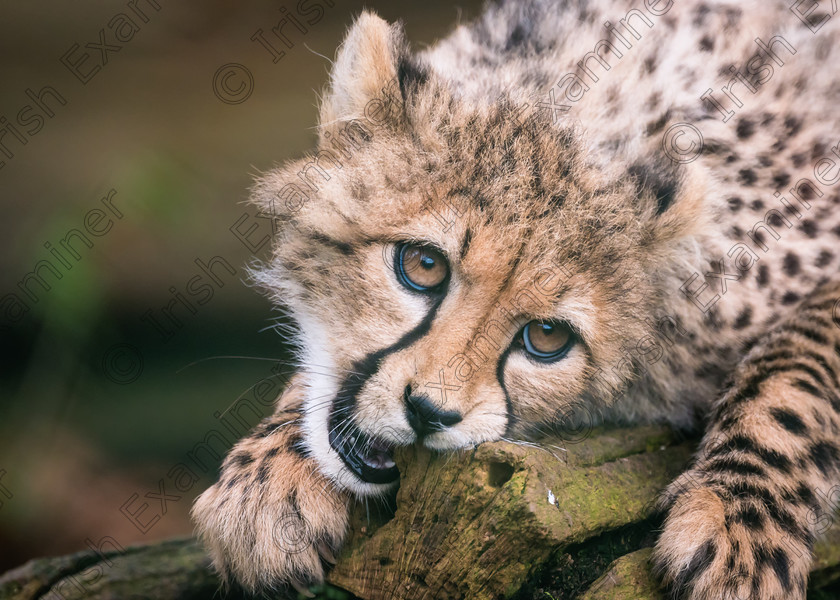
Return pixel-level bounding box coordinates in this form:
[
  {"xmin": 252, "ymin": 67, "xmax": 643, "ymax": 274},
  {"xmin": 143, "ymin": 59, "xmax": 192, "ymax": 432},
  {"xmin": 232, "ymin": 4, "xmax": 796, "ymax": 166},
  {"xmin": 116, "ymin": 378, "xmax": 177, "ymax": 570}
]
[{"xmin": 193, "ymin": 0, "xmax": 840, "ymax": 597}]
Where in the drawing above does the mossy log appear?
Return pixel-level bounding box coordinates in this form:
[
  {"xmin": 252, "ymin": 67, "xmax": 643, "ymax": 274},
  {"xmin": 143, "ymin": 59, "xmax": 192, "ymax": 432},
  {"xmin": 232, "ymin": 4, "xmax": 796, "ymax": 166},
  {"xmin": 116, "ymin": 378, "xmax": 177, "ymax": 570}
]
[
  {"xmin": 329, "ymin": 425, "xmax": 689, "ymax": 599},
  {"xmin": 0, "ymin": 537, "xmax": 224, "ymax": 600},
  {"xmin": 3, "ymin": 425, "xmax": 839, "ymax": 599}
]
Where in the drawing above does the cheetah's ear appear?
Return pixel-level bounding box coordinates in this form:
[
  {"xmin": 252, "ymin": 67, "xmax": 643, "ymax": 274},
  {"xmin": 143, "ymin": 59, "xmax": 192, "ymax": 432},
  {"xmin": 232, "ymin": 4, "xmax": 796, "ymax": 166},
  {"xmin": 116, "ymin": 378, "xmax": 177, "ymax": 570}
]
[
  {"xmin": 318, "ymin": 11, "xmax": 415, "ymax": 140},
  {"xmin": 635, "ymin": 156, "xmax": 712, "ymax": 249}
]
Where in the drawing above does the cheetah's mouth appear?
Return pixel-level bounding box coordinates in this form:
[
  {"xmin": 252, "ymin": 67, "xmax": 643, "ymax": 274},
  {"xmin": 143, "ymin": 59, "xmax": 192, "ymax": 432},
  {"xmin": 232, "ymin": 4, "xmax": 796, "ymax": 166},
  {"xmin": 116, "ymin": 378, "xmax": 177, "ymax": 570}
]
[{"xmin": 329, "ymin": 422, "xmax": 399, "ymax": 485}]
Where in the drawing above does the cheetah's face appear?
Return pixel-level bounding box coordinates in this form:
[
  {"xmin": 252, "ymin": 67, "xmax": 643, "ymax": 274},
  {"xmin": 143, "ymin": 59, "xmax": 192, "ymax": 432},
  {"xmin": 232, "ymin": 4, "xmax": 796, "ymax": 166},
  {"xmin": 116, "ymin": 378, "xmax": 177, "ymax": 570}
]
[{"xmin": 251, "ymin": 15, "xmax": 701, "ymax": 495}]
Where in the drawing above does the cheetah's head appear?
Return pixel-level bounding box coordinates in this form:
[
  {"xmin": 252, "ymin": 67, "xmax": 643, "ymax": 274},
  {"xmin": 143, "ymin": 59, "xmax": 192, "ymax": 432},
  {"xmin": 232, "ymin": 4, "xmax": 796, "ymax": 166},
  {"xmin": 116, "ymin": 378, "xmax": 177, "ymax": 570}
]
[{"xmin": 251, "ymin": 12, "xmax": 708, "ymax": 495}]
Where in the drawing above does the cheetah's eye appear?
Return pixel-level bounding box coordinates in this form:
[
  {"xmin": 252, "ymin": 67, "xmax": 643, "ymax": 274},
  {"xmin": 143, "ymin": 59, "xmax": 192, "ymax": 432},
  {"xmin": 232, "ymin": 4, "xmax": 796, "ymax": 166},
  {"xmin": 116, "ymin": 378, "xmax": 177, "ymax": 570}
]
[
  {"xmin": 519, "ymin": 320, "xmax": 576, "ymax": 362},
  {"xmin": 394, "ymin": 243, "xmax": 449, "ymax": 292}
]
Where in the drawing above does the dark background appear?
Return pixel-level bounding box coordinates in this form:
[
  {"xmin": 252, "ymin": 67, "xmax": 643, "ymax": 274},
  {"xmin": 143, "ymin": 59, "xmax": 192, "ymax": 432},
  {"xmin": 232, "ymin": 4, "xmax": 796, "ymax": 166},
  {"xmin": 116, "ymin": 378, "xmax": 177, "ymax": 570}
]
[{"xmin": 0, "ymin": 0, "xmax": 485, "ymax": 572}]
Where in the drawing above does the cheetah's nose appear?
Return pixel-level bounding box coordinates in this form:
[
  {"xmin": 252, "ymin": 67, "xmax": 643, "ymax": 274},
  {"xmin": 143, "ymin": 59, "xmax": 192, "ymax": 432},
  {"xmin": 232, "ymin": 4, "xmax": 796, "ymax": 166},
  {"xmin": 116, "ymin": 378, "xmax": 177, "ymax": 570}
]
[{"xmin": 403, "ymin": 385, "xmax": 462, "ymax": 438}]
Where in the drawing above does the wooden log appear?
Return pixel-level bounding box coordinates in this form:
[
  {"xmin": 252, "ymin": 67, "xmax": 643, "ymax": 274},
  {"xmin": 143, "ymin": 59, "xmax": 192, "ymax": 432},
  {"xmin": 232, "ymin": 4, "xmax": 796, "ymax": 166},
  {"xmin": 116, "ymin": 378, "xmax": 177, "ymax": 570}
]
[
  {"xmin": 329, "ymin": 425, "xmax": 840, "ymax": 599},
  {"xmin": 0, "ymin": 537, "xmax": 232, "ymax": 600},
  {"xmin": 328, "ymin": 425, "xmax": 689, "ymax": 599},
  {"xmin": 2, "ymin": 425, "xmax": 839, "ymax": 599}
]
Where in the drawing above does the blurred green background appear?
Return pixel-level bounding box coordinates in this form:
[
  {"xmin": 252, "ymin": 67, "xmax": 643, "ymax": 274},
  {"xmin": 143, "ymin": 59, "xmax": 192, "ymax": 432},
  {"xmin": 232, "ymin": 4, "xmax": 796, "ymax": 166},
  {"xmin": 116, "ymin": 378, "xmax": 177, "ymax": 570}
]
[{"xmin": 0, "ymin": 0, "xmax": 484, "ymax": 573}]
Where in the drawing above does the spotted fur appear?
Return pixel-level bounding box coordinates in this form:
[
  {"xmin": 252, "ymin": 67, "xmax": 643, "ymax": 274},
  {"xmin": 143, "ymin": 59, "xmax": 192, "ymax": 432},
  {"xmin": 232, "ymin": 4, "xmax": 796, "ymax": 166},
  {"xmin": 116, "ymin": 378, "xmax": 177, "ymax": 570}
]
[{"xmin": 192, "ymin": 1, "xmax": 840, "ymax": 597}]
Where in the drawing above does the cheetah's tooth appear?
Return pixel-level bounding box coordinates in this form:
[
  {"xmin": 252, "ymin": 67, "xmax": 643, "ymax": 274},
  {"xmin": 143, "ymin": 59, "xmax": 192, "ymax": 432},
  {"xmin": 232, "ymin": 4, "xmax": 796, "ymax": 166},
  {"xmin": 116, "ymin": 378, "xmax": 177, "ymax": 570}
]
[{"xmin": 318, "ymin": 540, "xmax": 338, "ymax": 564}]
